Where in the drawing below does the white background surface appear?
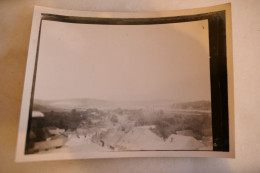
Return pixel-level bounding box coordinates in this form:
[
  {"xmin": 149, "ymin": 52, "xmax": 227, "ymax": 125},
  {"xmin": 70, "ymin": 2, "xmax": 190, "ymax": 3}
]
[{"xmin": 0, "ymin": 0, "xmax": 259, "ymax": 172}]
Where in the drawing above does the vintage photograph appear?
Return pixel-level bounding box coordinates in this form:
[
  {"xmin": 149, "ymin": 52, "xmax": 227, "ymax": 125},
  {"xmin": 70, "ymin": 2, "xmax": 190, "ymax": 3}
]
[
  {"xmin": 16, "ymin": 4, "xmax": 234, "ymax": 161},
  {"xmin": 26, "ymin": 19, "xmax": 212, "ymax": 154}
]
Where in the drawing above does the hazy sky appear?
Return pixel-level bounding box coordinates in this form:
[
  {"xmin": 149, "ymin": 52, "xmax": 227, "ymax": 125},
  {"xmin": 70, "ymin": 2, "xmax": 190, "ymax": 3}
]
[{"xmin": 34, "ymin": 19, "xmax": 210, "ymax": 102}]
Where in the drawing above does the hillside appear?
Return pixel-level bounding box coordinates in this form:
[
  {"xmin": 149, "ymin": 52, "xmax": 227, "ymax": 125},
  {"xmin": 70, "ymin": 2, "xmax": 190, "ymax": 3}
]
[
  {"xmin": 33, "ymin": 98, "xmax": 117, "ymax": 112},
  {"xmin": 33, "ymin": 98, "xmax": 211, "ymax": 113},
  {"xmin": 171, "ymin": 100, "xmax": 211, "ymax": 111}
]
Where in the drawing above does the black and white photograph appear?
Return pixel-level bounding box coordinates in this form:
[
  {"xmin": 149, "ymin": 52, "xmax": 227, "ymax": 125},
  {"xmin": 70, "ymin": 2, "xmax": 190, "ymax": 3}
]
[
  {"xmin": 15, "ymin": 4, "xmax": 234, "ymax": 161},
  {"xmin": 27, "ymin": 19, "xmax": 213, "ymax": 154}
]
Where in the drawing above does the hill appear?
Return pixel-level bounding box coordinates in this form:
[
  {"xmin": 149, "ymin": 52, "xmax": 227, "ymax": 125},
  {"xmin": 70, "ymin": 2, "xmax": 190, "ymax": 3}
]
[{"xmin": 171, "ymin": 100, "xmax": 211, "ymax": 111}]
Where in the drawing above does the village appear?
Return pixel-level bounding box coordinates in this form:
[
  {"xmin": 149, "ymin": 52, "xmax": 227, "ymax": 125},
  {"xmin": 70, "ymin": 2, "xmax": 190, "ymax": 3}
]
[{"xmin": 26, "ymin": 100, "xmax": 213, "ymax": 154}]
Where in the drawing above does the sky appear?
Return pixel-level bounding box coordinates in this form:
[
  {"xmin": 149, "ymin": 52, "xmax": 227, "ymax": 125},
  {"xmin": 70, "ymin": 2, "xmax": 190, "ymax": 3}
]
[{"xmin": 34, "ymin": 19, "xmax": 210, "ymax": 102}]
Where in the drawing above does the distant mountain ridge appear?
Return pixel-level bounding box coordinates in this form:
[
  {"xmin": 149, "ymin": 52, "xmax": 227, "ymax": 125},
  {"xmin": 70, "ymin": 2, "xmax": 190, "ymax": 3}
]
[
  {"xmin": 171, "ymin": 100, "xmax": 211, "ymax": 111},
  {"xmin": 33, "ymin": 98, "xmax": 211, "ymax": 112},
  {"xmin": 33, "ymin": 98, "xmax": 116, "ymax": 112}
]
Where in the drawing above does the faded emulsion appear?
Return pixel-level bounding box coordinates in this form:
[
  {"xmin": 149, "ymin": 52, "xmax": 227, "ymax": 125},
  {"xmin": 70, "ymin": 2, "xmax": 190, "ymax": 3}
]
[{"xmin": 25, "ymin": 10, "xmax": 229, "ymax": 154}]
